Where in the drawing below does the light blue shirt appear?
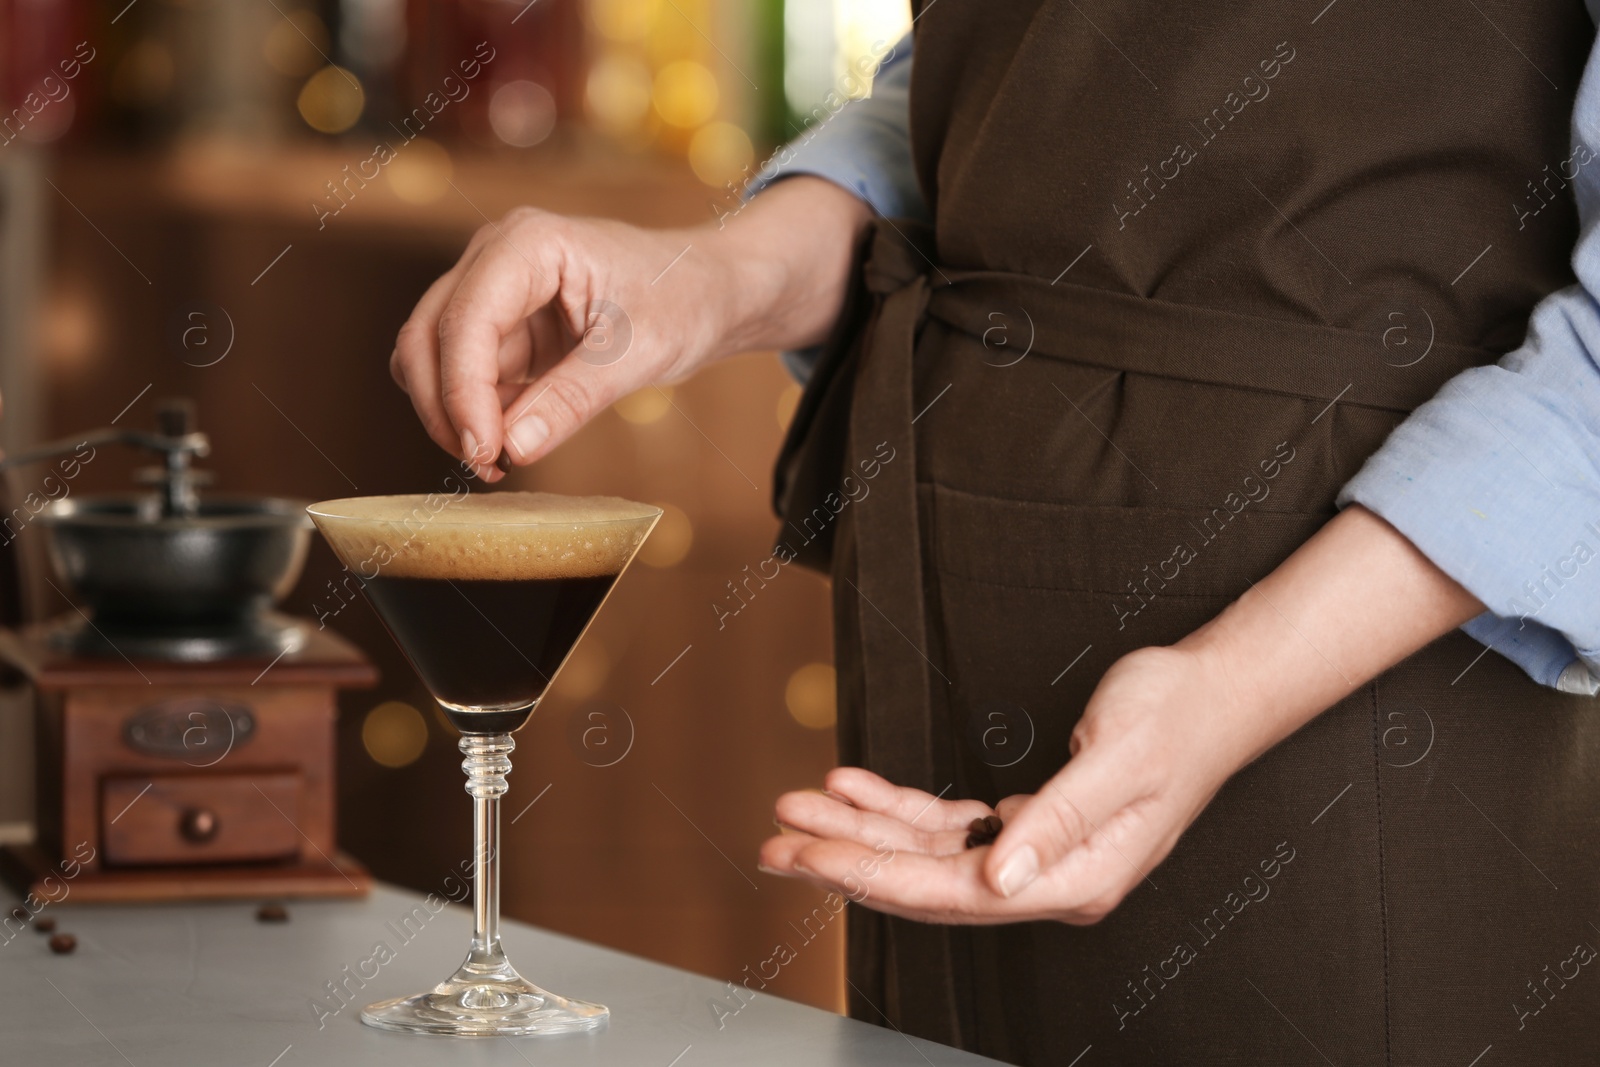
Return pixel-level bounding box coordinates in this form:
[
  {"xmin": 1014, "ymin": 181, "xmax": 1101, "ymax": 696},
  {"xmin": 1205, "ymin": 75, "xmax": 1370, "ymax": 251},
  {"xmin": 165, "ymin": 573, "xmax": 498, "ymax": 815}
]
[{"xmin": 757, "ymin": 25, "xmax": 1600, "ymax": 695}]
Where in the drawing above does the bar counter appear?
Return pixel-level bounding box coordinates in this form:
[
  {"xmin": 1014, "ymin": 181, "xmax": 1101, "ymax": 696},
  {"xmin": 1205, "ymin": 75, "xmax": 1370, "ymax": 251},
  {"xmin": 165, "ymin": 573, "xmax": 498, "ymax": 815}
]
[{"xmin": 0, "ymin": 883, "xmax": 1003, "ymax": 1066}]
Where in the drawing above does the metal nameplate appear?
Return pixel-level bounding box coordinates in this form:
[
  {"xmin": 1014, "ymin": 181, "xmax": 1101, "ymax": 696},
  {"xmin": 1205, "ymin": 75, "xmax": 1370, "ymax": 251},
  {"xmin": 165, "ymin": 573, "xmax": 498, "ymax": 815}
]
[{"xmin": 123, "ymin": 698, "xmax": 255, "ymax": 766}]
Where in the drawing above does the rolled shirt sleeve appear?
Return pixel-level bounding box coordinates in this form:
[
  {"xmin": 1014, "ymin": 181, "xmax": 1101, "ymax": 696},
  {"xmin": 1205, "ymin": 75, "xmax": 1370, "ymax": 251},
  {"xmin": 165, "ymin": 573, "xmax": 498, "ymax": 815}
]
[
  {"xmin": 745, "ymin": 34, "xmax": 923, "ymax": 383},
  {"xmin": 747, "ymin": 33, "xmax": 923, "ymax": 220},
  {"xmin": 1338, "ymin": 17, "xmax": 1600, "ymax": 694}
]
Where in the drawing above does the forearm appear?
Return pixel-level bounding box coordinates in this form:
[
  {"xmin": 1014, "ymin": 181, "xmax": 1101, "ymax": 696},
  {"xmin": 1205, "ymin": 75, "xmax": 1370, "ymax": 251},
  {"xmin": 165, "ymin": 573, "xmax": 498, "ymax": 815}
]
[
  {"xmin": 1181, "ymin": 505, "xmax": 1485, "ymax": 767},
  {"xmin": 697, "ymin": 176, "xmax": 873, "ymax": 357}
]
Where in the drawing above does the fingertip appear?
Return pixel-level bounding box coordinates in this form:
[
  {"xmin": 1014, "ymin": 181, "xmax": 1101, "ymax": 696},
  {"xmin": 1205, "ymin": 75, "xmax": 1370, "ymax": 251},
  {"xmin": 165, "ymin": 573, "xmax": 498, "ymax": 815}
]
[
  {"xmin": 994, "ymin": 795, "xmax": 1028, "ymax": 822},
  {"xmin": 821, "ymin": 788, "xmax": 856, "ymax": 808},
  {"xmin": 990, "ymin": 841, "xmax": 1040, "ymax": 899},
  {"xmin": 772, "ymin": 790, "xmax": 813, "ymax": 827},
  {"xmin": 823, "ymin": 766, "xmax": 875, "ymax": 800},
  {"xmin": 759, "ymin": 832, "xmax": 813, "ymax": 874},
  {"xmin": 503, "ymin": 413, "xmax": 551, "ymax": 465}
]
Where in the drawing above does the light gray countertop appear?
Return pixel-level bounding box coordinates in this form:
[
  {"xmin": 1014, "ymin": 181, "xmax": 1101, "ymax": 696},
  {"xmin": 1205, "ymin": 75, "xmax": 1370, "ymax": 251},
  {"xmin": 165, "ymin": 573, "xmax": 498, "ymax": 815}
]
[{"xmin": 0, "ymin": 883, "xmax": 1004, "ymax": 1066}]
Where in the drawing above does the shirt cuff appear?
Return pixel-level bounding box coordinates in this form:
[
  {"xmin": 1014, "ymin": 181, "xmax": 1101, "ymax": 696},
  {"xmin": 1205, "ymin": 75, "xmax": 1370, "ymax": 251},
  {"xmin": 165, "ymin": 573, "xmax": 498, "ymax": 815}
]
[{"xmin": 1338, "ymin": 360, "xmax": 1600, "ymax": 694}]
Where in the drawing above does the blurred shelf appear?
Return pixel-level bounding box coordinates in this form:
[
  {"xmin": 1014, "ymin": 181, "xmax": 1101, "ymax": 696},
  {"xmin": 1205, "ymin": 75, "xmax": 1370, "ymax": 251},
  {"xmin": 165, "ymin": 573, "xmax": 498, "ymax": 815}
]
[{"xmin": 50, "ymin": 137, "xmax": 715, "ymax": 239}]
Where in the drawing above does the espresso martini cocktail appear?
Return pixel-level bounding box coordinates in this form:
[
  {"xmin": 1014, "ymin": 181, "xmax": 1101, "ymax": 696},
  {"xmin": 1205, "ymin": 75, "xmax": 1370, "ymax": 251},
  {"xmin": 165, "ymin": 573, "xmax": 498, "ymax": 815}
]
[{"xmin": 308, "ymin": 491, "xmax": 660, "ymax": 1037}]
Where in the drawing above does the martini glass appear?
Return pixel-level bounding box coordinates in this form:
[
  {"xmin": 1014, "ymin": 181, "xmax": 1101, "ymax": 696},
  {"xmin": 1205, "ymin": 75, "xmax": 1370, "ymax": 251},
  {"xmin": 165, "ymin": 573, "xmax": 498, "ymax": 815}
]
[{"xmin": 308, "ymin": 491, "xmax": 660, "ymax": 1037}]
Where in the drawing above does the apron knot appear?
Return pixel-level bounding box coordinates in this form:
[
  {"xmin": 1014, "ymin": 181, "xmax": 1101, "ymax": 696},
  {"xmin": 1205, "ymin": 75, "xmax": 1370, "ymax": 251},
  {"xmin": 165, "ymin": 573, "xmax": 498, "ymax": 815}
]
[{"xmin": 863, "ymin": 218, "xmax": 939, "ymax": 298}]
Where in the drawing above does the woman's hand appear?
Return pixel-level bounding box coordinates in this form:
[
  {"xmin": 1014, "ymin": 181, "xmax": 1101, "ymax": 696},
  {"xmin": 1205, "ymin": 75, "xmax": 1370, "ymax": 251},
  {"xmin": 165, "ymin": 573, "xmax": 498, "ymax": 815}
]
[
  {"xmin": 760, "ymin": 506, "xmax": 1486, "ymax": 924},
  {"xmin": 389, "ymin": 177, "xmax": 871, "ymax": 479},
  {"xmin": 760, "ymin": 644, "xmax": 1255, "ymax": 924}
]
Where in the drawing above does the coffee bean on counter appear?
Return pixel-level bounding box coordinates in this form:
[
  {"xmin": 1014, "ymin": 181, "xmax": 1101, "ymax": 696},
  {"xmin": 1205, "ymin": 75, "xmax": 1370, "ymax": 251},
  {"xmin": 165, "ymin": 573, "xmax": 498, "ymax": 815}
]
[
  {"xmin": 9, "ymin": 906, "xmax": 28, "ymax": 924},
  {"xmin": 256, "ymin": 903, "xmax": 289, "ymax": 923},
  {"xmin": 35, "ymin": 916, "xmax": 56, "ymax": 934},
  {"xmin": 48, "ymin": 933, "xmax": 77, "ymax": 955}
]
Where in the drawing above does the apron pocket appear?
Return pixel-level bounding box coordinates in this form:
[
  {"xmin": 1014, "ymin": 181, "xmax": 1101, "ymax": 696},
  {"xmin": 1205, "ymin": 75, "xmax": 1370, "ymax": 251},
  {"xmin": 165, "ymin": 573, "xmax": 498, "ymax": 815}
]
[{"xmin": 930, "ymin": 482, "xmax": 1330, "ymax": 597}]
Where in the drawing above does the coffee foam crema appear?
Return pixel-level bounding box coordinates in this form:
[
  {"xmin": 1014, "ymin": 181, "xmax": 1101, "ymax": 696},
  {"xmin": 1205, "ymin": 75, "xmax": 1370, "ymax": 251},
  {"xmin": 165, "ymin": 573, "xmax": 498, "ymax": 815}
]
[{"xmin": 308, "ymin": 492, "xmax": 661, "ymax": 581}]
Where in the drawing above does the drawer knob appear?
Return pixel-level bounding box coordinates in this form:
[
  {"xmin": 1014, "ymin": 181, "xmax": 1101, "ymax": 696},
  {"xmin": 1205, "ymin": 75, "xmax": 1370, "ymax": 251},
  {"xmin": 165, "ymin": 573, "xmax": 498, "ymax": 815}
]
[{"xmin": 179, "ymin": 807, "xmax": 219, "ymax": 843}]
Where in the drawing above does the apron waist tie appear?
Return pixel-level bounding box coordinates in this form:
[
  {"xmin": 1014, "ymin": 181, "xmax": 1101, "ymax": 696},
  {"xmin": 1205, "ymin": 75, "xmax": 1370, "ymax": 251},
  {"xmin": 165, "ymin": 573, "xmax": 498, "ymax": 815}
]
[{"xmin": 846, "ymin": 211, "xmax": 1503, "ymax": 790}]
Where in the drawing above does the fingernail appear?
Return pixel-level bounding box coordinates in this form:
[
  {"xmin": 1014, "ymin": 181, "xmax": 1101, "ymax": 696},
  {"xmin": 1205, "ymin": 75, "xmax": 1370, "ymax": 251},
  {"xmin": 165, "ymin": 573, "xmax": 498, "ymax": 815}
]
[
  {"xmin": 996, "ymin": 845, "xmax": 1039, "ymax": 898},
  {"xmin": 505, "ymin": 416, "xmax": 549, "ymax": 461},
  {"xmin": 460, "ymin": 428, "xmax": 481, "ymax": 464},
  {"xmin": 757, "ymin": 863, "xmax": 787, "ymax": 877},
  {"xmin": 822, "ymin": 789, "xmax": 855, "ymax": 807}
]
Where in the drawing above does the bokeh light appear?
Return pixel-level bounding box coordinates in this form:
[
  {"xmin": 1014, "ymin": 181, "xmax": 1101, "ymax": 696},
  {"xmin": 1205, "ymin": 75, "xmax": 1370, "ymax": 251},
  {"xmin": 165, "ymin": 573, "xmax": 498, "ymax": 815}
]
[
  {"xmin": 639, "ymin": 502, "xmax": 693, "ymax": 568},
  {"xmin": 297, "ymin": 66, "xmax": 365, "ymax": 134},
  {"xmin": 16, "ymin": 96, "xmax": 74, "ymax": 144},
  {"xmin": 263, "ymin": 10, "xmax": 330, "ymax": 76},
  {"xmin": 489, "ymin": 80, "xmax": 558, "ymax": 148},
  {"xmin": 41, "ymin": 284, "xmax": 99, "ymax": 375},
  {"xmin": 687, "ymin": 120, "xmax": 754, "ymax": 187},
  {"xmin": 652, "ymin": 60, "xmax": 718, "ymax": 128},
  {"xmin": 385, "ymin": 137, "xmax": 453, "ymax": 204},
  {"xmin": 585, "ymin": 55, "xmax": 654, "ymax": 134},
  {"xmin": 557, "ymin": 639, "xmax": 610, "ymax": 700},
  {"xmin": 785, "ymin": 663, "xmax": 837, "ymax": 729},
  {"xmin": 834, "ymin": 0, "xmax": 913, "ymax": 97},
  {"xmin": 362, "ymin": 700, "xmax": 429, "ymax": 768},
  {"xmin": 590, "ymin": 0, "xmax": 659, "ymax": 42},
  {"xmin": 111, "ymin": 39, "xmax": 175, "ymax": 107},
  {"xmin": 614, "ymin": 385, "xmax": 673, "ymax": 424}
]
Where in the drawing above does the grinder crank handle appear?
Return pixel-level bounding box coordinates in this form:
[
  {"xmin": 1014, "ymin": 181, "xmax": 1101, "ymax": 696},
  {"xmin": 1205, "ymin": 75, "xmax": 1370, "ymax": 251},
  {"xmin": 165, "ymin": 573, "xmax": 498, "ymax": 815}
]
[{"xmin": 0, "ymin": 426, "xmax": 210, "ymax": 471}]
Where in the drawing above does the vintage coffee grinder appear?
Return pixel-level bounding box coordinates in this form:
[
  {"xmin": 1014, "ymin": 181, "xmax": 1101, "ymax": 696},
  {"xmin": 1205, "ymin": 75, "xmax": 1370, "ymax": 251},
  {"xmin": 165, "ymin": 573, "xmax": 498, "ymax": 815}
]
[{"xmin": 0, "ymin": 400, "xmax": 374, "ymax": 901}]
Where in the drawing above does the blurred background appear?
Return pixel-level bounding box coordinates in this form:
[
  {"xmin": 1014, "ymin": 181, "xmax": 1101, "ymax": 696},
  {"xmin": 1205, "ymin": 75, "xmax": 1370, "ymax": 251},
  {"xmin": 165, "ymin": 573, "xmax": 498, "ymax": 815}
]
[{"xmin": 0, "ymin": 0, "xmax": 910, "ymax": 1012}]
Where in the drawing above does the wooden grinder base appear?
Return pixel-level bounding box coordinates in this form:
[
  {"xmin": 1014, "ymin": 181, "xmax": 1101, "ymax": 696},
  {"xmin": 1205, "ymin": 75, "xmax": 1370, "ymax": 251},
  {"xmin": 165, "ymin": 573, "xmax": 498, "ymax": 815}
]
[{"xmin": 0, "ymin": 617, "xmax": 377, "ymax": 903}]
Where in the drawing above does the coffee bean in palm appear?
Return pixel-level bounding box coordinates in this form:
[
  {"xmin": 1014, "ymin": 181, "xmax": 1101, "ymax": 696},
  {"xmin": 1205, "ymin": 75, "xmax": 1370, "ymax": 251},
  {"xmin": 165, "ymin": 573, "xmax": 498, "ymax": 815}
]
[{"xmin": 964, "ymin": 815, "xmax": 1004, "ymax": 849}]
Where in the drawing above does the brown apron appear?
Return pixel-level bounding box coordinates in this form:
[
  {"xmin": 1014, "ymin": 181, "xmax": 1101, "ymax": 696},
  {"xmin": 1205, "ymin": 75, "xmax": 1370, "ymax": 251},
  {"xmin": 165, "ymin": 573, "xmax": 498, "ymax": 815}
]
[{"xmin": 774, "ymin": 1, "xmax": 1600, "ymax": 1063}]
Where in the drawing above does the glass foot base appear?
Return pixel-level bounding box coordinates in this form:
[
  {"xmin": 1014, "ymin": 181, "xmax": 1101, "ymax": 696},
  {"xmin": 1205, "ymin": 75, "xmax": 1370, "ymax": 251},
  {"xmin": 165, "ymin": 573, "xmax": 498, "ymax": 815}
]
[{"xmin": 361, "ymin": 975, "xmax": 608, "ymax": 1037}]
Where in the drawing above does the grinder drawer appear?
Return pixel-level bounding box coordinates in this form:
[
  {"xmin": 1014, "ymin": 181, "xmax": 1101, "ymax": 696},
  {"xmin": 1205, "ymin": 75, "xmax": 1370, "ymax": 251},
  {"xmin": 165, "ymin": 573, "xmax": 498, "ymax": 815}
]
[{"xmin": 101, "ymin": 772, "xmax": 303, "ymax": 866}]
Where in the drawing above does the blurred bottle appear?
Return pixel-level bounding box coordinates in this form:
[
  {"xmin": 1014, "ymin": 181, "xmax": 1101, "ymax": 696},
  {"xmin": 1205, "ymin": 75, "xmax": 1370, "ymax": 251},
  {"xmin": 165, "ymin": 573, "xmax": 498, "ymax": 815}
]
[
  {"xmin": 0, "ymin": 0, "xmax": 91, "ymax": 148},
  {"xmin": 399, "ymin": 0, "xmax": 582, "ymax": 149}
]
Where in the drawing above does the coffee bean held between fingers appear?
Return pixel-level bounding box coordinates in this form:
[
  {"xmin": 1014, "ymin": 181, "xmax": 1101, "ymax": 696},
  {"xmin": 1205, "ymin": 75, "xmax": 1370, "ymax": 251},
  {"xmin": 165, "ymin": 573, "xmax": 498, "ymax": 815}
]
[
  {"xmin": 256, "ymin": 902, "xmax": 289, "ymax": 923},
  {"xmin": 48, "ymin": 933, "xmax": 77, "ymax": 955},
  {"xmin": 965, "ymin": 815, "xmax": 1004, "ymax": 849},
  {"xmin": 35, "ymin": 916, "xmax": 56, "ymax": 933}
]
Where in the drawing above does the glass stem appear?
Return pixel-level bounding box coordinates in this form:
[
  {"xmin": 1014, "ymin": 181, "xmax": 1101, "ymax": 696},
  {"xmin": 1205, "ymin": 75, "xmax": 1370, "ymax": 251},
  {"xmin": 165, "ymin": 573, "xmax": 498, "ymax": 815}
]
[{"xmin": 460, "ymin": 733, "xmax": 515, "ymax": 975}]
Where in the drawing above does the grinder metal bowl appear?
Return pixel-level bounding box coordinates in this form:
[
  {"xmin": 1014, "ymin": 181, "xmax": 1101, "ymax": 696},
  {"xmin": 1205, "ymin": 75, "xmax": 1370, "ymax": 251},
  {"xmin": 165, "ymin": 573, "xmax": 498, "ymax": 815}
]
[
  {"xmin": 39, "ymin": 493, "xmax": 311, "ymax": 623},
  {"xmin": 4, "ymin": 400, "xmax": 315, "ymax": 660}
]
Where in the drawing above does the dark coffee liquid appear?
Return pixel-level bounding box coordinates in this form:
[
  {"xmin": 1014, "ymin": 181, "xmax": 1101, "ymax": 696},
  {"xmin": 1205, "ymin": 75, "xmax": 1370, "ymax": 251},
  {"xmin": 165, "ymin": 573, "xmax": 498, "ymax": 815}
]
[{"xmin": 361, "ymin": 573, "xmax": 617, "ymax": 733}]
